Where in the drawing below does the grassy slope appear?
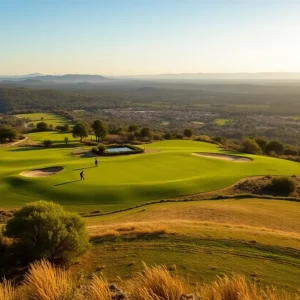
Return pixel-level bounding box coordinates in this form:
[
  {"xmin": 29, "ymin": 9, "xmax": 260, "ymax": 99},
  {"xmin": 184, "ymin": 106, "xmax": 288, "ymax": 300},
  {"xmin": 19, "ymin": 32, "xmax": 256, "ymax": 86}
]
[
  {"xmin": 72, "ymin": 199, "xmax": 300, "ymax": 292},
  {"xmin": 16, "ymin": 112, "xmax": 72, "ymax": 127},
  {"xmin": 1, "ymin": 140, "xmax": 300, "ymax": 211}
]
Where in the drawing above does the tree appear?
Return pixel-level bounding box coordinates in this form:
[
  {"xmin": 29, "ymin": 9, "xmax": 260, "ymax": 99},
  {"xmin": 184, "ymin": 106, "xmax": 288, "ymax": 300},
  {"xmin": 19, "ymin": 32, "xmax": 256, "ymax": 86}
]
[
  {"xmin": 63, "ymin": 124, "xmax": 70, "ymax": 132},
  {"xmin": 140, "ymin": 127, "xmax": 152, "ymax": 140},
  {"xmin": 255, "ymin": 138, "xmax": 268, "ymax": 151},
  {"xmin": 43, "ymin": 140, "xmax": 52, "ymax": 147},
  {"xmin": 128, "ymin": 124, "xmax": 139, "ymax": 133},
  {"xmin": 4, "ymin": 201, "xmax": 90, "ymax": 265},
  {"xmin": 91, "ymin": 120, "xmax": 108, "ymax": 142},
  {"xmin": 64, "ymin": 137, "xmax": 69, "ymax": 145},
  {"xmin": 267, "ymin": 177, "xmax": 296, "ymax": 195},
  {"xmin": 0, "ymin": 126, "xmax": 18, "ymax": 142},
  {"xmin": 183, "ymin": 129, "xmax": 193, "ymax": 138},
  {"xmin": 265, "ymin": 140, "xmax": 284, "ymax": 155},
  {"xmin": 163, "ymin": 132, "xmax": 173, "ymax": 140},
  {"xmin": 36, "ymin": 122, "xmax": 48, "ymax": 131},
  {"xmin": 241, "ymin": 138, "xmax": 262, "ymax": 154},
  {"xmin": 72, "ymin": 122, "xmax": 88, "ymax": 141}
]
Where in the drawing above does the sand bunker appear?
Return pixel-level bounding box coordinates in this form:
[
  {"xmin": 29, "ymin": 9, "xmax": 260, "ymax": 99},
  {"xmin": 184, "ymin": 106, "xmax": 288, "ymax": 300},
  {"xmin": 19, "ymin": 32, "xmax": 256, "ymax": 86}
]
[
  {"xmin": 20, "ymin": 167, "xmax": 64, "ymax": 177},
  {"xmin": 192, "ymin": 152, "xmax": 252, "ymax": 162}
]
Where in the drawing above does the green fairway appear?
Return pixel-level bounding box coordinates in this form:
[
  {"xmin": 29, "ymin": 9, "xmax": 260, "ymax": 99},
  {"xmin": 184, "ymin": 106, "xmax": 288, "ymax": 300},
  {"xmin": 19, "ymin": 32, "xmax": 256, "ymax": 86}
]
[
  {"xmin": 16, "ymin": 112, "xmax": 72, "ymax": 127},
  {"xmin": 1, "ymin": 140, "xmax": 300, "ymax": 212},
  {"xmin": 215, "ymin": 118, "xmax": 231, "ymax": 125}
]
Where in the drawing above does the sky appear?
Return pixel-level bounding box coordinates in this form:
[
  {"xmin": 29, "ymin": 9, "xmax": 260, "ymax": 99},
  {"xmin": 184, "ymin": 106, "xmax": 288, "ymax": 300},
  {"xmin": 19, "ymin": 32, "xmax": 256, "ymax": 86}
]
[{"xmin": 1, "ymin": 0, "xmax": 300, "ymax": 76}]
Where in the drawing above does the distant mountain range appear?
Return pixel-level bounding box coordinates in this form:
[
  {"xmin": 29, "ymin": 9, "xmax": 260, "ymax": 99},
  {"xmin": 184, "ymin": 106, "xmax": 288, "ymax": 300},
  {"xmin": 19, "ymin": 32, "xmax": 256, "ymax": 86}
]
[{"xmin": 0, "ymin": 74, "xmax": 108, "ymax": 84}]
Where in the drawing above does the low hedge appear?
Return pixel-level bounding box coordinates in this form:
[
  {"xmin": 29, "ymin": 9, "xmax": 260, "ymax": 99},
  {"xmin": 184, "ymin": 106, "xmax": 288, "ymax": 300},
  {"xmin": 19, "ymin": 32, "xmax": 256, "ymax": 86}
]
[{"xmin": 92, "ymin": 144, "xmax": 144, "ymax": 156}]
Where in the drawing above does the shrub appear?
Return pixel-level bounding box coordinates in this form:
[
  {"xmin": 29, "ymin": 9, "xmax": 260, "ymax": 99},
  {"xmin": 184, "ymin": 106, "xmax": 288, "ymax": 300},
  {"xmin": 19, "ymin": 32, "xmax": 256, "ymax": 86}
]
[
  {"xmin": 284, "ymin": 148, "xmax": 298, "ymax": 156},
  {"xmin": 128, "ymin": 264, "xmax": 186, "ymax": 299},
  {"xmin": 213, "ymin": 136, "xmax": 226, "ymax": 145},
  {"xmin": 43, "ymin": 139, "xmax": 52, "ymax": 147},
  {"xmin": 241, "ymin": 138, "xmax": 262, "ymax": 155},
  {"xmin": 267, "ymin": 177, "xmax": 296, "ymax": 195},
  {"xmin": 23, "ymin": 260, "xmax": 80, "ymax": 300},
  {"xmin": 97, "ymin": 143, "xmax": 107, "ymax": 154},
  {"xmin": 265, "ymin": 140, "xmax": 284, "ymax": 155},
  {"xmin": 183, "ymin": 128, "xmax": 193, "ymax": 138},
  {"xmin": 36, "ymin": 122, "xmax": 48, "ymax": 131},
  {"xmin": 163, "ymin": 132, "xmax": 173, "ymax": 140},
  {"xmin": 195, "ymin": 135, "xmax": 213, "ymax": 143},
  {"xmin": 4, "ymin": 201, "xmax": 90, "ymax": 265}
]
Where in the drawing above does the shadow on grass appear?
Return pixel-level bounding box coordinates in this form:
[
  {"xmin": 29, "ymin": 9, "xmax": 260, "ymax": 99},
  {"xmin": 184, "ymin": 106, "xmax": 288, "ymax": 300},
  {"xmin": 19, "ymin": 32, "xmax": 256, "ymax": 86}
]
[
  {"xmin": 54, "ymin": 180, "xmax": 81, "ymax": 186},
  {"xmin": 72, "ymin": 166, "xmax": 96, "ymax": 171},
  {"xmin": 8, "ymin": 147, "xmax": 45, "ymax": 152}
]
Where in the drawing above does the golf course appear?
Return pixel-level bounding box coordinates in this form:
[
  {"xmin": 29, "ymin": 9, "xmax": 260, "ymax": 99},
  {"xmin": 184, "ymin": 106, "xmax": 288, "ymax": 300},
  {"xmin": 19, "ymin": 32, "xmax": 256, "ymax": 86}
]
[{"xmin": 1, "ymin": 123, "xmax": 300, "ymax": 212}]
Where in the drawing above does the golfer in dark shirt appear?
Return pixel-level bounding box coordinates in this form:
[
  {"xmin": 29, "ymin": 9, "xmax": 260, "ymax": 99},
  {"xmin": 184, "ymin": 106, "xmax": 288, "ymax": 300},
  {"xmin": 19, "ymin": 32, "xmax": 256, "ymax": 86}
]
[{"xmin": 80, "ymin": 170, "xmax": 85, "ymax": 180}]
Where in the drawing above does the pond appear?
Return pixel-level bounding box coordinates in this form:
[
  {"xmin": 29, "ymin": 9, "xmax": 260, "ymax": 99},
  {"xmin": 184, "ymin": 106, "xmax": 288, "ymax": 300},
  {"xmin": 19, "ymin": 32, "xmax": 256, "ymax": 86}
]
[{"xmin": 106, "ymin": 147, "xmax": 134, "ymax": 153}]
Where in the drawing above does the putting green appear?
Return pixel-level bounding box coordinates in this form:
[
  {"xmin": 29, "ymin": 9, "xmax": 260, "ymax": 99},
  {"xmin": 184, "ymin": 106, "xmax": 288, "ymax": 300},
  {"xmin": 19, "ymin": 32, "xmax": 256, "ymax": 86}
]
[{"xmin": 1, "ymin": 140, "xmax": 300, "ymax": 212}]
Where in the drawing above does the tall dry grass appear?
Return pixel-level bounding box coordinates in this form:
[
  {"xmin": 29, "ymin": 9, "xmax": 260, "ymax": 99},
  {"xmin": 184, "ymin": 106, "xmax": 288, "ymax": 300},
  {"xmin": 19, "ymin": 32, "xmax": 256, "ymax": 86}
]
[
  {"xmin": 86, "ymin": 274, "xmax": 111, "ymax": 300},
  {"xmin": 128, "ymin": 264, "xmax": 186, "ymax": 300},
  {"xmin": 196, "ymin": 274, "xmax": 300, "ymax": 300},
  {"xmin": 22, "ymin": 259, "xmax": 81, "ymax": 300},
  {"xmin": 0, "ymin": 279, "xmax": 16, "ymax": 300},
  {"xmin": 89, "ymin": 222, "xmax": 167, "ymax": 239}
]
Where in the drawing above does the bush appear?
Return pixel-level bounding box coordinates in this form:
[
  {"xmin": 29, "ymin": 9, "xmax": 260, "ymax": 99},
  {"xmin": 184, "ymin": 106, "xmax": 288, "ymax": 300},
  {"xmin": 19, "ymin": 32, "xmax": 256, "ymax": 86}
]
[
  {"xmin": 43, "ymin": 139, "xmax": 52, "ymax": 147},
  {"xmin": 36, "ymin": 122, "xmax": 48, "ymax": 131},
  {"xmin": 183, "ymin": 128, "xmax": 193, "ymax": 138},
  {"xmin": 267, "ymin": 177, "xmax": 296, "ymax": 195},
  {"xmin": 4, "ymin": 201, "xmax": 90, "ymax": 265},
  {"xmin": 284, "ymin": 148, "xmax": 298, "ymax": 156},
  {"xmin": 195, "ymin": 135, "xmax": 213, "ymax": 143},
  {"xmin": 241, "ymin": 138, "xmax": 262, "ymax": 155},
  {"xmin": 265, "ymin": 140, "xmax": 284, "ymax": 155},
  {"xmin": 97, "ymin": 143, "xmax": 107, "ymax": 154}
]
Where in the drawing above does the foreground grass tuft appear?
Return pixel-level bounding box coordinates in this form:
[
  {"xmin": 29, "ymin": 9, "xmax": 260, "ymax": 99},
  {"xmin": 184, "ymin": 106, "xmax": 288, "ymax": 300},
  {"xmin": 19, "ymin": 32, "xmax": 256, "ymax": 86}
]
[
  {"xmin": 87, "ymin": 274, "xmax": 111, "ymax": 300},
  {"xmin": 128, "ymin": 263, "xmax": 186, "ymax": 299},
  {"xmin": 0, "ymin": 279, "xmax": 16, "ymax": 300},
  {"xmin": 23, "ymin": 259, "xmax": 79, "ymax": 300}
]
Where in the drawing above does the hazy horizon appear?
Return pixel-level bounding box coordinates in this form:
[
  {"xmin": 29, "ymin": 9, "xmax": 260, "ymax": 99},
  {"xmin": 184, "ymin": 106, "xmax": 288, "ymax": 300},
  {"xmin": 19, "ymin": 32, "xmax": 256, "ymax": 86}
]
[{"xmin": 1, "ymin": 0, "xmax": 300, "ymax": 76}]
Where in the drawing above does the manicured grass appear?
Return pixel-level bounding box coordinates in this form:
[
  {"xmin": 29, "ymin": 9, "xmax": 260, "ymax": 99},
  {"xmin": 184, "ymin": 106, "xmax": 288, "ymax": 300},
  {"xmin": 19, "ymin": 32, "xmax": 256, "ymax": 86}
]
[
  {"xmin": 16, "ymin": 112, "xmax": 72, "ymax": 128},
  {"xmin": 72, "ymin": 198, "xmax": 300, "ymax": 292},
  {"xmin": 215, "ymin": 118, "xmax": 230, "ymax": 125},
  {"xmin": 1, "ymin": 140, "xmax": 300, "ymax": 212}
]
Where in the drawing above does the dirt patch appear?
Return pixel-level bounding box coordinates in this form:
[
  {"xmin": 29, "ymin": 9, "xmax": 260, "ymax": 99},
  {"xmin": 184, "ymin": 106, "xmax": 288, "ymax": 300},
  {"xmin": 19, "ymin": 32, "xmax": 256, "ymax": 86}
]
[
  {"xmin": 20, "ymin": 166, "xmax": 64, "ymax": 177},
  {"xmin": 192, "ymin": 152, "xmax": 252, "ymax": 162}
]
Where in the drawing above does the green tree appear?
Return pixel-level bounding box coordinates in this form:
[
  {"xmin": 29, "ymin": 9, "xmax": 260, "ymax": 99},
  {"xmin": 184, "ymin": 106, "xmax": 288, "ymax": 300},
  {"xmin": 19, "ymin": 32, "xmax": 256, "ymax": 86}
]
[
  {"xmin": 36, "ymin": 122, "xmax": 48, "ymax": 131},
  {"xmin": 91, "ymin": 120, "xmax": 108, "ymax": 142},
  {"xmin": 4, "ymin": 201, "xmax": 90, "ymax": 265},
  {"xmin": 0, "ymin": 126, "xmax": 18, "ymax": 142},
  {"xmin": 140, "ymin": 127, "xmax": 153, "ymax": 140},
  {"xmin": 255, "ymin": 138, "xmax": 268, "ymax": 151},
  {"xmin": 128, "ymin": 124, "xmax": 139, "ymax": 133},
  {"xmin": 43, "ymin": 139, "xmax": 52, "ymax": 147},
  {"xmin": 265, "ymin": 140, "xmax": 284, "ymax": 155},
  {"xmin": 183, "ymin": 128, "xmax": 193, "ymax": 138},
  {"xmin": 242, "ymin": 138, "xmax": 262, "ymax": 154},
  {"xmin": 72, "ymin": 122, "xmax": 88, "ymax": 142},
  {"xmin": 63, "ymin": 124, "xmax": 70, "ymax": 132}
]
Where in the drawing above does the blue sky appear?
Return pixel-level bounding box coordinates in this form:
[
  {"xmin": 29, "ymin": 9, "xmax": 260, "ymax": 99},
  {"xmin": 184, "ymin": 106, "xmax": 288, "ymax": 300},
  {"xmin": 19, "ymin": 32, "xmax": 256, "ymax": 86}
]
[{"xmin": 1, "ymin": 0, "xmax": 300, "ymax": 75}]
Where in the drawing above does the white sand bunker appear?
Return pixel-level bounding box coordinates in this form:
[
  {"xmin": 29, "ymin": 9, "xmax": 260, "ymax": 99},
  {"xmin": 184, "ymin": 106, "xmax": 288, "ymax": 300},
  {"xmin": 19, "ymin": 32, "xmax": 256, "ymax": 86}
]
[
  {"xmin": 20, "ymin": 167, "xmax": 64, "ymax": 177},
  {"xmin": 192, "ymin": 152, "xmax": 252, "ymax": 162}
]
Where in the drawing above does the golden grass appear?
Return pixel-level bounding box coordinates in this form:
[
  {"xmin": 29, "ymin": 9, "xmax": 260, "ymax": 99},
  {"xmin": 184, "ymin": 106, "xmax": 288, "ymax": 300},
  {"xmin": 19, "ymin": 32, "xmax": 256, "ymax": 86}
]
[
  {"xmin": 1, "ymin": 262, "xmax": 300, "ymax": 299},
  {"xmin": 0, "ymin": 279, "xmax": 16, "ymax": 300},
  {"xmin": 196, "ymin": 274, "xmax": 300, "ymax": 300},
  {"xmin": 127, "ymin": 264, "xmax": 186, "ymax": 300},
  {"xmin": 89, "ymin": 222, "xmax": 168, "ymax": 239},
  {"xmin": 87, "ymin": 274, "xmax": 111, "ymax": 300},
  {"xmin": 23, "ymin": 259, "xmax": 80, "ymax": 300}
]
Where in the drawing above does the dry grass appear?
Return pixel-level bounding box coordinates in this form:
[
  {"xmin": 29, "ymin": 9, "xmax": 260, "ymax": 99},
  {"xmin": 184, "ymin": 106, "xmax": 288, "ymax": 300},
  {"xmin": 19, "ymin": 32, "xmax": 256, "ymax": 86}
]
[
  {"xmin": 0, "ymin": 279, "xmax": 16, "ymax": 300},
  {"xmin": 22, "ymin": 259, "xmax": 81, "ymax": 300},
  {"xmin": 127, "ymin": 264, "xmax": 186, "ymax": 300},
  {"xmin": 196, "ymin": 274, "xmax": 300, "ymax": 300},
  {"xmin": 89, "ymin": 222, "xmax": 168, "ymax": 239},
  {"xmin": 87, "ymin": 274, "xmax": 111, "ymax": 300}
]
